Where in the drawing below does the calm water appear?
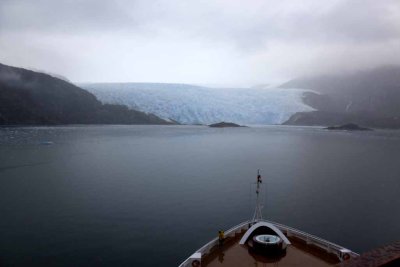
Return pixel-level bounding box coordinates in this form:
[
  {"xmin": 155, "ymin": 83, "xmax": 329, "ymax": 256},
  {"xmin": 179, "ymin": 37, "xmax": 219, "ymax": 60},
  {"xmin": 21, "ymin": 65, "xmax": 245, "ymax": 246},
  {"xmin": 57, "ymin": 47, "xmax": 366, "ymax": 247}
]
[{"xmin": 1, "ymin": 125, "xmax": 400, "ymax": 266}]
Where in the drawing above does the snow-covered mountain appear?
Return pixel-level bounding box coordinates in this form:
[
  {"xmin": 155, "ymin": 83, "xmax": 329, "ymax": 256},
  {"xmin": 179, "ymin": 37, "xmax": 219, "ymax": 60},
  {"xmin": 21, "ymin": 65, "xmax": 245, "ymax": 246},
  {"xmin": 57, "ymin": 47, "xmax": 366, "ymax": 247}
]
[{"xmin": 80, "ymin": 83, "xmax": 313, "ymax": 125}]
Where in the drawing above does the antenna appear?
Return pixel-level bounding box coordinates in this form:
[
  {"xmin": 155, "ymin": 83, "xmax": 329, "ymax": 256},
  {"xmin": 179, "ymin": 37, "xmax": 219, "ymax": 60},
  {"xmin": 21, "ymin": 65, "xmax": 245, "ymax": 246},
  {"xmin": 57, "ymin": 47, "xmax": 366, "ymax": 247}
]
[{"xmin": 251, "ymin": 169, "xmax": 263, "ymax": 223}]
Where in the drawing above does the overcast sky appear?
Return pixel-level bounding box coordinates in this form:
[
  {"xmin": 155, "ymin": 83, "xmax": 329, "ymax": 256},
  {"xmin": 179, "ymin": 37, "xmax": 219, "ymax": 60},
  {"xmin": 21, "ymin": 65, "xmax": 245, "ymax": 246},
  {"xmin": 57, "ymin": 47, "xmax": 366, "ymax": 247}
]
[{"xmin": 0, "ymin": 0, "xmax": 399, "ymax": 85}]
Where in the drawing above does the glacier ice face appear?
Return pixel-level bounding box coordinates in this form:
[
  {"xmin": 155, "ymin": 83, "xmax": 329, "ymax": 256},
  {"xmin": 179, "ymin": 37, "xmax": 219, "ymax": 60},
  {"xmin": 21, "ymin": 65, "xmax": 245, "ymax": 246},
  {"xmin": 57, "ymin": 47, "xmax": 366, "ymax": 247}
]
[{"xmin": 80, "ymin": 83, "xmax": 314, "ymax": 125}]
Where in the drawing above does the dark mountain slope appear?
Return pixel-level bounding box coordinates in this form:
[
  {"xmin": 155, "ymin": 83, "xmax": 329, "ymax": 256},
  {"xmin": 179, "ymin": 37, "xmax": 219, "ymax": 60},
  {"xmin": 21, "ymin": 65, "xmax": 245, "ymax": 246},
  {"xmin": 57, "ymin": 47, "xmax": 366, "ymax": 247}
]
[
  {"xmin": 281, "ymin": 66, "xmax": 400, "ymax": 128},
  {"xmin": 0, "ymin": 63, "xmax": 170, "ymax": 125}
]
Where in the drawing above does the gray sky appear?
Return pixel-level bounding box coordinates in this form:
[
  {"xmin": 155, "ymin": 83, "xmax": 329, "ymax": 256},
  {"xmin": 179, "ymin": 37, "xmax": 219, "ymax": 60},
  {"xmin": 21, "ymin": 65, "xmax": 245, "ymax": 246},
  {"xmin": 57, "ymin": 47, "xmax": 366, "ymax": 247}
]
[{"xmin": 0, "ymin": 0, "xmax": 399, "ymax": 85}]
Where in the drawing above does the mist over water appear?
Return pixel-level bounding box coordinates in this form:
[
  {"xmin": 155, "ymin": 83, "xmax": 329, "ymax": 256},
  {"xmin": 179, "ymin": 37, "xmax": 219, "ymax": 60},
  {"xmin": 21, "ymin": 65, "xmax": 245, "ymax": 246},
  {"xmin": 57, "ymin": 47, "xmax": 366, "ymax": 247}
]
[{"xmin": 1, "ymin": 125, "xmax": 400, "ymax": 267}]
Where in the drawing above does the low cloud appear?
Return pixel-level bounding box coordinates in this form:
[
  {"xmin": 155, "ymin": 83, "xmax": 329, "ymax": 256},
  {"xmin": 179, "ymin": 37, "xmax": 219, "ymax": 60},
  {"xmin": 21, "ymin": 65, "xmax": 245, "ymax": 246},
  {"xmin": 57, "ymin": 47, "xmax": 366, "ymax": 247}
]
[{"xmin": 0, "ymin": 0, "xmax": 399, "ymax": 85}]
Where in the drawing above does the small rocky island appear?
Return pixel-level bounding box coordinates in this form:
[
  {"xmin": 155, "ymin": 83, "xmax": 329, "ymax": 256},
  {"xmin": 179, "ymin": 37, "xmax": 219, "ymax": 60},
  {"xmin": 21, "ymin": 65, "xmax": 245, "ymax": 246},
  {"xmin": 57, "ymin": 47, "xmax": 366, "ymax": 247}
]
[
  {"xmin": 325, "ymin": 123, "xmax": 372, "ymax": 131},
  {"xmin": 209, "ymin": 122, "xmax": 244, "ymax": 128}
]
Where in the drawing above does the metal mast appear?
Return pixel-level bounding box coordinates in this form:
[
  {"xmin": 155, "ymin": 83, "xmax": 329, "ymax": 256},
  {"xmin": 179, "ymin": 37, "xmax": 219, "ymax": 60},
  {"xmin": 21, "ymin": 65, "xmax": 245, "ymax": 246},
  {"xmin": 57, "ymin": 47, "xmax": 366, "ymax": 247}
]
[{"xmin": 252, "ymin": 169, "xmax": 263, "ymax": 223}]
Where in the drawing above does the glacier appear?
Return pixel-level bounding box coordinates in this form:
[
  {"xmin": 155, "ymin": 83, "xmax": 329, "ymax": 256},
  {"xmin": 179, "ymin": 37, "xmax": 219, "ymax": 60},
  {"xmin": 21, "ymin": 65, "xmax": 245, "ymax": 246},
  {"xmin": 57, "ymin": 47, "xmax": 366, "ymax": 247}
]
[{"xmin": 80, "ymin": 83, "xmax": 314, "ymax": 125}]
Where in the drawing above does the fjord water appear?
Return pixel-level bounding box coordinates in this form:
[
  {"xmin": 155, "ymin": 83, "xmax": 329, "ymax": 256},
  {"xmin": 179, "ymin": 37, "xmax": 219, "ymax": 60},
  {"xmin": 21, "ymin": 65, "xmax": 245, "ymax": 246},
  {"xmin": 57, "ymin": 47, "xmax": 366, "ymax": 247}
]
[{"xmin": 1, "ymin": 125, "xmax": 400, "ymax": 267}]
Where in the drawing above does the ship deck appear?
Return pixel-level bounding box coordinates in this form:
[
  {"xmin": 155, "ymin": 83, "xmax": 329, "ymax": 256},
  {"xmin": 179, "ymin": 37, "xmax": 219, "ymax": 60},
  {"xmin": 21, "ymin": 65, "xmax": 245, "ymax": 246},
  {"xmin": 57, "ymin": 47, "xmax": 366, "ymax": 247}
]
[
  {"xmin": 178, "ymin": 220, "xmax": 359, "ymax": 267},
  {"xmin": 202, "ymin": 230, "xmax": 340, "ymax": 267}
]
